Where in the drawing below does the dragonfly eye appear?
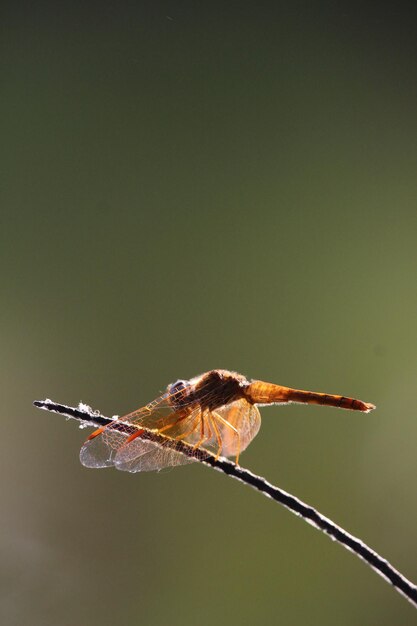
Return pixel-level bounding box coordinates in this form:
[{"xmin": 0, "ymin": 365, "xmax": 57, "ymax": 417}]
[
  {"xmin": 168, "ymin": 379, "xmax": 190, "ymax": 408},
  {"xmin": 169, "ymin": 379, "xmax": 188, "ymax": 396}
]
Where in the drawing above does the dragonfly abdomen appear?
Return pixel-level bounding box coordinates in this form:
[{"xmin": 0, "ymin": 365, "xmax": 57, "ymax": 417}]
[{"xmin": 245, "ymin": 381, "xmax": 375, "ymax": 413}]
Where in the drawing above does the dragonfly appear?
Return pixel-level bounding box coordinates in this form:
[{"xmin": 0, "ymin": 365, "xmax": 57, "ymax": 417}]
[{"xmin": 80, "ymin": 369, "xmax": 375, "ymax": 473}]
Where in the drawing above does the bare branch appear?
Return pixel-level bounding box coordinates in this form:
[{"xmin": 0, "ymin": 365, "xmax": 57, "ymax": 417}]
[{"xmin": 34, "ymin": 398, "xmax": 417, "ymax": 609}]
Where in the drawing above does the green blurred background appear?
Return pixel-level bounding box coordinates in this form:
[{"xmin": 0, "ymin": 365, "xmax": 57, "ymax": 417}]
[{"xmin": 2, "ymin": 2, "xmax": 416, "ymax": 624}]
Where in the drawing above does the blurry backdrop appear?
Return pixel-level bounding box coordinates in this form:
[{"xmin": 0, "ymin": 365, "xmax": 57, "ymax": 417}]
[{"xmin": 1, "ymin": 2, "xmax": 416, "ymax": 625}]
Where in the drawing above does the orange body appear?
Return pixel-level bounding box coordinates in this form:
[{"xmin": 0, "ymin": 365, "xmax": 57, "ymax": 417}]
[{"xmin": 245, "ymin": 380, "xmax": 375, "ymax": 412}]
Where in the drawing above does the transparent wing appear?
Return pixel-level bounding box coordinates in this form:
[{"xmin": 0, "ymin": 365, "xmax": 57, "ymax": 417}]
[
  {"xmin": 79, "ymin": 392, "xmax": 262, "ymax": 471},
  {"xmin": 113, "ymin": 406, "xmax": 209, "ymax": 472},
  {"xmin": 80, "ymin": 422, "xmax": 128, "ymax": 469},
  {"xmin": 113, "ymin": 437, "xmax": 195, "ymax": 473},
  {"xmin": 79, "ymin": 391, "xmax": 205, "ymax": 471},
  {"xmin": 212, "ymin": 398, "xmax": 261, "ymax": 457}
]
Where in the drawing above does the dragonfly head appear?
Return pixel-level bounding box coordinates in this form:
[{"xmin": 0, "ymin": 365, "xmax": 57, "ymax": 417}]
[{"xmin": 167, "ymin": 379, "xmax": 191, "ymax": 409}]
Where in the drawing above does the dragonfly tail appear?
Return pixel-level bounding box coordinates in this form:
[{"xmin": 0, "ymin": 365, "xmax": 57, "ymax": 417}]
[{"xmin": 245, "ymin": 381, "xmax": 375, "ymax": 412}]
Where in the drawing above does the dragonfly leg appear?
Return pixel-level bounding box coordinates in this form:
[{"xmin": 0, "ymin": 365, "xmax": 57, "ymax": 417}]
[
  {"xmin": 205, "ymin": 415, "xmax": 213, "ymax": 447},
  {"xmin": 208, "ymin": 412, "xmax": 223, "ymax": 460},
  {"xmin": 192, "ymin": 410, "xmax": 206, "ymax": 450},
  {"xmin": 212, "ymin": 412, "xmax": 241, "ymax": 465}
]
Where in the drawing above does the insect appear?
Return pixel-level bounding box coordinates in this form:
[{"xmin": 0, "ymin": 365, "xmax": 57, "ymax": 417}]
[{"xmin": 80, "ymin": 369, "xmax": 375, "ymax": 473}]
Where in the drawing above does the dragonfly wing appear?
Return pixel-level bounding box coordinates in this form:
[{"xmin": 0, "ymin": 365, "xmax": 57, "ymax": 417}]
[
  {"xmin": 213, "ymin": 399, "xmax": 261, "ymax": 457},
  {"xmin": 79, "ymin": 421, "xmax": 133, "ymax": 468},
  {"xmin": 79, "ymin": 393, "xmax": 175, "ymax": 469},
  {"xmin": 80, "ymin": 393, "xmax": 205, "ymax": 471},
  {"xmin": 113, "ymin": 406, "xmax": 205, "ymax": 472},
  {"xmin": 114, "ymin": 438, "xmax": 195, "ymax": 473}
]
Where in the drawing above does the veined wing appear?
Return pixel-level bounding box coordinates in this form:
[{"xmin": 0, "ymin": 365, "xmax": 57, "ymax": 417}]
[
  {"xmin": 212, "ymin": 398, "xmax": 261, "ymax": 457},
  {"xmin": 112, "ymin": 400, "xmax": 261, "ymax": 471},
  {"xmin": 112, "ymin": 432, "xmax": 196, "ymax": 473},
  {"xmin": 80, "ymin": 392, "xmax": 262, "ymax": 471},
  {"xmin": 80, "ymin": 390, "xmax": 204, "ymax": 471}
]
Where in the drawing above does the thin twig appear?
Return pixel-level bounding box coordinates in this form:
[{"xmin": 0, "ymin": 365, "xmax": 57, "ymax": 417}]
[{"xmin": 34, "ymin": 398, "xmax": 417, "ymax": 609}]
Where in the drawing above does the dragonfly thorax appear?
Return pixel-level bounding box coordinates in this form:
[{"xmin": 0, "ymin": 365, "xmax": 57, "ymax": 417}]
[
  {"xmin": 189, "ymin": 370, "xmax": 249, "ymax": 411},
  {"xmin": 168, "ymin": 370, "xmax": 249, "ymax": 412}
]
